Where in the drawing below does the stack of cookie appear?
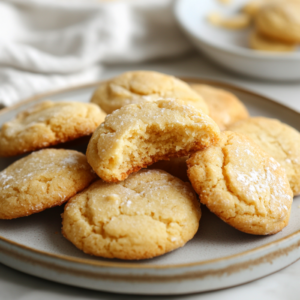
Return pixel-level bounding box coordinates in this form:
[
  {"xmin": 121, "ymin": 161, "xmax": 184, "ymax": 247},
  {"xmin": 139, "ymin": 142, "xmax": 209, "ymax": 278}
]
[{"xmin": 0, "ymin": 71, "xmax": 297, "ymax": 261}]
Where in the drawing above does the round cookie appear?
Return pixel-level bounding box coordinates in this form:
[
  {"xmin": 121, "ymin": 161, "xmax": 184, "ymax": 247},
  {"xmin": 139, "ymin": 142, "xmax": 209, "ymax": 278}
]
[
  {"xmin": 255, "ymin": 1, "xmax": 300, "ymax": 43},
  {"xmin": 90, "ymin": 71, "xmax": 209, "ymax": 114},
  {"xmin": 190, "ymin": 84, "xmax": 249, "ymax": 130},
  {"xmin": 187, "ymin": 131, "xmax": 293, "ymax": 235},
  {"xmin": 86, "ymin": 99, "xmax": 220, "ymax": 182},
  {"xmin": 62, "ymin": 169, "xmax": 201, "ymax": 260},
  {"xmin": 228, "ymin": 117, "xmax": 300, "ymax": 196},
  {"xmin": 0, "ymin": 101, "xmax": 106, "ymax": 157},
  {"xmin": 0, "ymin": 149, "xmax": 96, "ymax": 219},
  {"xmin": 250, "ymin": 30, "xmax": 296, "ymax": 52}
]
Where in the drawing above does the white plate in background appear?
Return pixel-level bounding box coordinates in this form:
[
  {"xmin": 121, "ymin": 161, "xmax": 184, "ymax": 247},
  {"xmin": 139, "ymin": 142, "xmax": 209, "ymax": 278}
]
[
  {"xmin": 0, "ymin": 79, "xmax": 300, "ymax": 295},
  {"xmin": 174, "ymin": 0, "xmax": 300, "ymax": 81}
]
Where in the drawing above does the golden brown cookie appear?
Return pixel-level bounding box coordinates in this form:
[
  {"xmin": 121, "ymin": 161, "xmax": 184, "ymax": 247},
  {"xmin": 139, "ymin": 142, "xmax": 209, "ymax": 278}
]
[
  {"xmin": 0, "ymin": 149, "xmax": 96, "ymax": 219},
  {"xmin": 62, "ymin": 169, "xmax": 201, "ymax": 260},
  {"xmin": 255, "ymin": 0, "xmax": 300, "ymax": 43},
  {"xmin": 190, "ymin": 84, "xmax": 249, "ymax": 130},
  {"xmin": 250, "ymin": 30, "xmax": 296, "ymax": 52},
  {"xmin": 86, "ymin": 99, "xmax": 220, "ymax": 182},
  {"xmin": 228, "ymin": 117, "xmax": 300, "ymax": 196},
  {"xmin": 0, "ymin": 101, "xmax": 106, "ymax": 157},
  {"xmin": 90, "ymin": 71, "xmax": 209, "ymax": 114},
  {"xmin": 187, "ymin": 131, "xmax": 293, "ymax": 235}
]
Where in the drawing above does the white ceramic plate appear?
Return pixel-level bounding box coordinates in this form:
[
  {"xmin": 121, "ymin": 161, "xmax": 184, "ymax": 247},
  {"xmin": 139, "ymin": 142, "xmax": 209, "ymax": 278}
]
[
  {"xmin": 174, "ymin": 0, "xmax": 300, "ymax": 81},
  {"xmin": 0, "ymin": 79, "xmax": 300, "ymax": 295}
]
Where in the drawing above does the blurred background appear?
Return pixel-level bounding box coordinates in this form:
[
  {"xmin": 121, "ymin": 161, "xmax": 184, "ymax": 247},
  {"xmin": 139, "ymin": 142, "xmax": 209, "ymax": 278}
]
[{"xmin": 0, "ymin": 0, "xmax": 193, "ymax": 107}]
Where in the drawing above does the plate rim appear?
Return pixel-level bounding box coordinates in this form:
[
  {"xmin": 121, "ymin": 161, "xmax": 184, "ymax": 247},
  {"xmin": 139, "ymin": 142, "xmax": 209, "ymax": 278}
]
[
  {"xmin": 174, "ymin": 0, "xmax": 300, "ymax": 61},
  {"xmin": 1, "ymin": 77, "xmax": 300, "ymax": 271}
]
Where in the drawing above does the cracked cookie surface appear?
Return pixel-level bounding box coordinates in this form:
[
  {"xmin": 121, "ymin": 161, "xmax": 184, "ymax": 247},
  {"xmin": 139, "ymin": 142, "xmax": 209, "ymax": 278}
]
[
  {"xmin": 0, "ymin": 101, "xmax": 106, "ymax": 157},
  {"xmin": 86, "ymin": 99, "xmax": 220, "ymax": 182},
  {"xmin": 190, "ymin": 84, "xmax": 249, "ymax": 130},
  {"xmin": 187, "ymin": 131, "xmax": 293, "ymax": 235},
  {"xmin": 62, "ymin": 169, "xmax": 201, "ymax": 260},
  {"xmin": 90, "ymin": 71, "xmax": 209, "ymax": 114},
  {"xmin": 228, "ymin": 117, "xmax": 300, "ymax": 196},
  {"xmin": 0, "ymin": 149, "xmax": 96, "ymax": 219}
]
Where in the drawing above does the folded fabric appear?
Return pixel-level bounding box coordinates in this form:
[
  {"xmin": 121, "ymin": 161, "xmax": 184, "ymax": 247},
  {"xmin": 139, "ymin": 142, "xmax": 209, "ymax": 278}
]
[{"xmin": 0, "ymin": 0, "xmax": 192, "ymax": 107}]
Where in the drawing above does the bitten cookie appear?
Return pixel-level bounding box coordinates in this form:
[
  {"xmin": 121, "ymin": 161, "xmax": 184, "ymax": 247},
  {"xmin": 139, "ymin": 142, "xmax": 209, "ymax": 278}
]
[
  {"xmin": 90, "ymin": 71, "xmax": 209, "ymax": 114},
  {"xmin": 228, "ymin": 117, "xmax": 300, "ymax": 196},
  {"xmin": 250, "ymin": 30, "xmax": 296, "ymax": 52},
  {"xmin": 255, "ymin": 1, "xmax": 300, "ymax": 43},
  {"xmin": 0, "ymin": 101, "xmax": 106, "ymax": 157},
  {"xmin": 187, "ymin": 131, "xmax": 293, "ymax": 235},
  {"xmin": 190, "ymin": 84, "xmax": 249, "ymax": 130},
  {"xmin": 62, "ymin": 169, "xmax": 201, "ymax": 260},
  {"xmin": 86, "ymin": 99, "xmax": 220, "ymax": 182},
  {"xmin": 0, "ymin": 149, "xmax": 96, "ymax": 219}
]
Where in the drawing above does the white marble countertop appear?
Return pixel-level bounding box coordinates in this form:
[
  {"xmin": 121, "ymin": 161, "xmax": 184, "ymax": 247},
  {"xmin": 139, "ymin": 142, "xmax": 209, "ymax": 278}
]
[{"xmin": 1, "ymin": 52, "xmax": 300, "ymax": 300}]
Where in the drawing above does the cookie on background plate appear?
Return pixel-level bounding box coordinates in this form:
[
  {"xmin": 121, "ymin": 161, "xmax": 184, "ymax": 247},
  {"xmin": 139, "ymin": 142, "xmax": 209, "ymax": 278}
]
[
  {"xmin": 187, "ymin": 131, "xmax": 293, "ymax": 235},
  {"xmin": 86, "ymin": 99, "xmax": 220, "ymax": 182},
  {"xmin": 0, "ymin": 149, "xmax": 96, "ymax": 219},
  {"xmin": 190, "ymin": 84, "xmax": 249, "ymax": 130},
  {"xmin": 228, "ymin": 117, "xmax": 300, "ymax": 196},
  {"xmin": 0, "ymin": 101, "xmax": 106, "ymax": 157},
  {"xmin": 90, "ymin": 70, "xmax": 209, "ymax": 114},
  {"xmin": 62, "ymin": 169, "xmax": 201, "ymax": 260},
  {"xmin": 255, "ymin": 0, "xmax": 300, "ymax": 43}
]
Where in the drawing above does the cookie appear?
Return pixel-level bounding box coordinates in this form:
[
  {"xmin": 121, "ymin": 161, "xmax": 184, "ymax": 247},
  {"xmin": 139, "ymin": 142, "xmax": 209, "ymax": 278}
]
[
  {"xmin": 250, "ymin": 30, "xmax": 296, "ymax": 52},
  {"xmin": 0, "ymin": 101, "xmax": 106, "ymax": 157},
  {"xmin": 228, "ymin": 117, "xmax": 300, "ymax": 196},
  {"xmin": 207, "ymin": 12, "xmax": 251, "ymax": 29},
  {"xmin": 86, "ymin": 99, "xmax": 220, "ymax": 182},
  {"xmin": 187, "ymin": 131, "xmax": 293, "ymax": 235},
  {"xmin": 90, "ymin": 71, "xmax": 209, "ymax": 114},
  {"xmin": 190, "ymin": 84, "xmax": 249, "ymax": 130},
  {"xmin": 255, "ymin": 1, "xmax": 300, "ymax": 43},
  {"xmin": 0, "ymin": 149, "xmax": 96, "ymax": 219},
  {"xmin": 242, "ymin": 0, "xmax": 272, "ymax": 18},
  {"xmin": 148, "ymin": 157, "xmax": 189, "ymax": 182},
  {"xmin": 62, "ymin": 169, "xmax": 201, "ymax": 260}
]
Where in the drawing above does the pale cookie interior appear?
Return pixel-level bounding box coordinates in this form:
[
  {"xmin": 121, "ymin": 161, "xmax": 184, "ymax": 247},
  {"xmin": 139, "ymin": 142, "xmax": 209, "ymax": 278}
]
[
  {"xmin": 62, "ymin": 170, "xmax": 201, "ymax": 260},
  {"xmin": 187, "ymin": 132, "xmax": 293, "ymax": 235},
  {"xmin": 90, "ymin": 71, "xmax": 209, "ymax": 114},
  {"xmin": 228, "ymin": 117, "xmax": 300, "ymax": 196},
  {"xmin": 0, "ymin": 149, "xmax": 96, "ymax": 219},
  {"xmin": 86, "ymin": 100, "xmax": 220, "ymax": 182},
  {"xmin": 0, "ymin": 101, "xmax": 106, "ymax": 157}
]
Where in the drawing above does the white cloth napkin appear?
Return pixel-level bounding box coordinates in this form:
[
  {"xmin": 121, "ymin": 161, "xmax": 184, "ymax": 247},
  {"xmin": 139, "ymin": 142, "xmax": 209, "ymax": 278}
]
[{"xmin": 0, "ymin": 0, "xmax": 193, "ymax": 107}]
